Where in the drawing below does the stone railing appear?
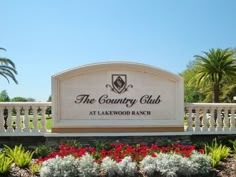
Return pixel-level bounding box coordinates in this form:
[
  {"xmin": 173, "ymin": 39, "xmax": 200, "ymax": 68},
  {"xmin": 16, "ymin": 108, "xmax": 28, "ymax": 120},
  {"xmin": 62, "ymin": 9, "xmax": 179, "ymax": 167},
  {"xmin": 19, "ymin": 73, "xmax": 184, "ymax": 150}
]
[
  {"xmin": 0, "ymin": 102, "xmax": 51, "ymax": 135},
  {"xmin": 185, "ymin": 103, "xmax": 236, "ymax": 134},
  {"xmin": 0, "ymin": 102, "xmax": 236, "ymax": 135}
]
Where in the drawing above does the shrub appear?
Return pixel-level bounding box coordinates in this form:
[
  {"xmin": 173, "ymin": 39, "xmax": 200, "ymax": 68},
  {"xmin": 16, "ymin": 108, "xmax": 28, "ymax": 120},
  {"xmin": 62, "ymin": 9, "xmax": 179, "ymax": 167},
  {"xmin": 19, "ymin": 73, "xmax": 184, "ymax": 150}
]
[
  {"xmin": 62, "ymin": 140, "xmax": 82, "ymax": 148},
  {"xmin": 93, "ymin": 141, "xmax": 112, "ymax": 151},
  {"xmin": 29, "ymin": 162, "xmax": 42, "ymax": 174},
  {"xmin": 190, "ymin": 152, "xmax": 211, "ymax": 175},
  {"xmin": 140, "ymin": 153, "xmax": 211, "ymax": 177},
  {"xmin": 205, "ymin": 139, "xmax": 231, "ymax": 167},
  {"xmin": 118, "ymin": 156, "xmax": 137, "ymax": 177},
  {"xmin": 4, "ymin": 144, "xmax": 34, "ymax": 168},
  {"xmin": 78, "ymin": 153, "xmax": 99, "ymax": 177},
  {"xmin": 100, "ymin": 156, "xmax": 122, "ymax": 177},
  {"xmin": 155, "ymin": 153, "xmax": 188, "ymax": 177},
  {"xmin": 34, "ymin": 144, "xmax": 56, "ymax": 158},
  {"xmin": 0, "ymin": 153, "xmax": 12, "ymax": 174},
  {"xmin": 40, "ymin": 155, "xmax": 80, "ymax": 177},
  {"xmin": 229, "ymin": 139, "xmax": 236, "ymax": 154},
  {"xmin": 139, "ymin": 155, "xmax": 157, "ymax": 176}
]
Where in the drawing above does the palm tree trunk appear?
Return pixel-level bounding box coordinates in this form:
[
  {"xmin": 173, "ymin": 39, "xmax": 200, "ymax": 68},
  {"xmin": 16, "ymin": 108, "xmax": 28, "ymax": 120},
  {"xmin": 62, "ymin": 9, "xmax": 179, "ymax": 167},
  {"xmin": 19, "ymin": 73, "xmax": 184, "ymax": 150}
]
[{"xmin": 213, "ymin": 83, "xmax": 220, "ymax": 103}]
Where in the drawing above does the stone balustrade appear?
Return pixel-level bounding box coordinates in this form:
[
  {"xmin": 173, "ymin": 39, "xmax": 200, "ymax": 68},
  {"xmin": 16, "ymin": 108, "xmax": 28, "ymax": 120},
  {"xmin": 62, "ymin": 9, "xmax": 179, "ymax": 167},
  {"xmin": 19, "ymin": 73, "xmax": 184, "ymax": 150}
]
[
  {"xmin": 185, "ymin": 103, "xmax": 236, "ymax": 134},
  {"xmin": 0, "ymin": 102, "xmax": 236, "ymax": 135},
  {"xmin": 0, "ymin": 102, "xmax": 51, "ymax": 135}
]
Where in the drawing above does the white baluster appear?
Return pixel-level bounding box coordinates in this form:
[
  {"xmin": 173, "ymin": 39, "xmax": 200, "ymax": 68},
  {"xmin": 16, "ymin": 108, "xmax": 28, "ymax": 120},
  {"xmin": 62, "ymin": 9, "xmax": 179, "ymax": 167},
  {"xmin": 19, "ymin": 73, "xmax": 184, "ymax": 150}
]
[
  {"xmin": 32, "ymin": 106, "xmax": 38, "ymax": 133},
  {"xmin": 202, "ymin": 108, "xmax": 208, "ymax": 132},
  {"xmin": 230, "ymin": 108, "xmax": 236, "ymax": 131},
  {"xmin": 209, "ymin": 108, "xmax": 215, "ymax": 132},
  {"xmin": 194, "ymin": 108, "xmax": 201, "ymax": 132},
  {"xmin": 0, "ymin": 108, "xmax": 5, "ymax": 133},
  {"xmin": 187, "ymin": 106, "xmax": 193, "ymax": 131},
  {"xmin": 216, "ymin": 107, "xmax": 222, "ymax": 132},
  {"xmin": 14, "ymin": 106, "xmax": 22, "ymax": 133},
  {"xmin": 6, "ymin": 107, "xmax": 14, "ymax": 133},
  {"xmin": 40, "ymin": 106, "xmax": 47, "ymax": 132},
  {"xmin": 223, "ymin": 108, "xmax": 229, "ymax": 131},
  {"xmin": 23, "ymin": 106, "xmax": 30, "ymax": 132}
]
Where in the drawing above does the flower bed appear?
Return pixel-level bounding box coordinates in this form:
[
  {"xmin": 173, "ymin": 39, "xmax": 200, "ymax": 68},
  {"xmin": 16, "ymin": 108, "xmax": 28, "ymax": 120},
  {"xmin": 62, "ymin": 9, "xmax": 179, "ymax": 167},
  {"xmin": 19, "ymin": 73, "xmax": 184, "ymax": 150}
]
[
  {"xmin": 37, "ymin": 142, "xmax": 205, "ymax": 163},
  {"xmin": 37, "ymin": 143, "xmax": 211, "ymax": 177}
]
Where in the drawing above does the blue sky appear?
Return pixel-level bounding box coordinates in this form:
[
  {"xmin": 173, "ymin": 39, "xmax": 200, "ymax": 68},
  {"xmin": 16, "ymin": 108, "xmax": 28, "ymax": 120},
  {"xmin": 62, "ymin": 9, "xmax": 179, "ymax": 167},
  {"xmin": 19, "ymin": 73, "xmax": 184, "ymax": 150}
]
[{"xmin": 1, "ymin": 0, "xmax": 236, "ymax": 101}]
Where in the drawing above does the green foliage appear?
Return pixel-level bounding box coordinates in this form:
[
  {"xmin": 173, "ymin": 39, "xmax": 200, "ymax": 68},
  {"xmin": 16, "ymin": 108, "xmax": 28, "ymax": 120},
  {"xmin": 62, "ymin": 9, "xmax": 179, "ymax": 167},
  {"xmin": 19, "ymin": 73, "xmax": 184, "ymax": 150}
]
[
  {"xmin": 180, "ymin": 62, "xmax": 205, "ymax": 103},
  {"xmin": 0, "ymin": 153, "xmax": 12, "ymax": 174},
  {"xmin": 0, "ymin": 90, "xmax": 10, "ymax": 102},
  {"xmin": 46, "ymin": 95, "xmax": 52, "ymax": 116},
  {"xmin": 4, "ymin": 144, "xmax": 34, "ymax": 168},
  {"xmin": 205, "ymin": 139, "xmax": 231, "ymax": 167},
  {"xmin": 223, "ymin": 82, "xmax": 236, "ymax": 102},
  {"xmin": 190, "ymin": 48, "xmax": 236, "ymax": 103},
  {"xmin": 11, "ymin": 96, "xmax": 28, "ymax": 102},
  {"xmin": 0, "ymin": 48, "xmax": 18, "ymax": 84},
  {"xmin": 229, "ymin": 139, "xmax": 236, "ymax": 154},
  {"xmin": 182, "ymin": 48, "xmax": 236, "ymax": 103},
  {"xmin": 62, "ymin": 140, "xmax": 82, "ymax": 148},
  {"xmin": 34, "ymin": 145, "xmax": 56, "ymax": 158},
  {"xmin": 93, "ymin": 141, "xmax": 112, "ymax": 151},
  {"xmin": 29, "ymin": 162, "xmax": 42, "ymax": 174}
]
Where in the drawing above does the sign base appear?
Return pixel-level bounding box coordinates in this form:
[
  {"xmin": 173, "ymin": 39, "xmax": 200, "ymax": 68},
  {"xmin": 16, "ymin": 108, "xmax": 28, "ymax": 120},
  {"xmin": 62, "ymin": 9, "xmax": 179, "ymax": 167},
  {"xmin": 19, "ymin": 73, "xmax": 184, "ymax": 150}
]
[{"xmin": 52, "ymin": 126, "xmax": 184, "ymax": 133}]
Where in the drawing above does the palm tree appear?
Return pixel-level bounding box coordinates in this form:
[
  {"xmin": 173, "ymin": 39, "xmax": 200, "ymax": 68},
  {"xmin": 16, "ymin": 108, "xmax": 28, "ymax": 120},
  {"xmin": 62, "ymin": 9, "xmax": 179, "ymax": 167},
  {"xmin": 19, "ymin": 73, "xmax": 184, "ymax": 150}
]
[
  {"xmin": 0, "ymin": 48, "xmax": 18, "ymax": 84},
  {"xmin": 190, "ymin": 48, "xmax": 236, "ymax": 103}
]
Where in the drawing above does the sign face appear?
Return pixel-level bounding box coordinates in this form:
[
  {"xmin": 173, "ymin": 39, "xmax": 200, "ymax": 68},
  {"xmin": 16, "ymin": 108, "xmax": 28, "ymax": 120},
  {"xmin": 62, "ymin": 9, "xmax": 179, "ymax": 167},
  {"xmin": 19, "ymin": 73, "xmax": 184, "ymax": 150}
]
[{"xmin": 52, "ymin": 62, "xmax": 184, "ymax": 133}]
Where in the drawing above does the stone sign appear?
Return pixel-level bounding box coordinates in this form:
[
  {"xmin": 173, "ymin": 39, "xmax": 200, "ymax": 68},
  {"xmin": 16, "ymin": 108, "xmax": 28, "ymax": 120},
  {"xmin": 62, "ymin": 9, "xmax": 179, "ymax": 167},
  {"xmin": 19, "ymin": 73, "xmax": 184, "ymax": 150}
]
[{"xmin": 52, "ymin": 62, "xmax": 184, "ymax": 133}]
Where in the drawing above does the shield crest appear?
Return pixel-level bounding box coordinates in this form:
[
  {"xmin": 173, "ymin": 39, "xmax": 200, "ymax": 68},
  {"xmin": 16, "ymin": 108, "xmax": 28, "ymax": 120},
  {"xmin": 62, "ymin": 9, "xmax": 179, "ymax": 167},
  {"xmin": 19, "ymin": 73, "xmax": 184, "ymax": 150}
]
[{"xmin": 112, "ymin": 74, "xmax": 127, "ymax": 94}]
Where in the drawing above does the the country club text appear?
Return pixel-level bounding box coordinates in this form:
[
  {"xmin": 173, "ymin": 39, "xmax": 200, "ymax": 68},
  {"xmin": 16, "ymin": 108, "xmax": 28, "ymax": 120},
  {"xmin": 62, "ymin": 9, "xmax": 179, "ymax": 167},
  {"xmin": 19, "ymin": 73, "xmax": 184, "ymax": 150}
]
[{"xmin": 75, "ymin": 94, "xmax": 161, "ymax": 108}]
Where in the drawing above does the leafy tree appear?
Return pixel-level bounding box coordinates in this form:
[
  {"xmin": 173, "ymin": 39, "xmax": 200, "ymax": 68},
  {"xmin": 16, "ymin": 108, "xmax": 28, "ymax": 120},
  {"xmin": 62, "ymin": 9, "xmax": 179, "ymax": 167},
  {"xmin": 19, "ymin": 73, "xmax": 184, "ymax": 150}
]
[
  {"xmin": 0, "ymin": 48, "xmax": 17, "ymax": 84},
  {"xmin": 180, "ymin": 61, "xmax": 205, "ymax": 102},
  {"xmin": 47, "ymin": 95, "xmax": 51, "ymax": 102},
  {"xmin": 222, "ymin": 77, "xmax": 236, "ymax": 103},
  {"xmin": 0, "ymin": 90, "xmax": 10, "ymax": 102},
  {"xmin": 190, "ymin": 48, "xmax": 236, "ymax": 103},
  {"xmin": 27, "ymin": 97, "xmax": 35, "ymax": 102},
  {"xmin": 11, "ymin": 97, "xmax": 28, "ymax": 102},
  {"xmin": 46, "ymin": 95, "xmax": 52, "ymax": 117}
]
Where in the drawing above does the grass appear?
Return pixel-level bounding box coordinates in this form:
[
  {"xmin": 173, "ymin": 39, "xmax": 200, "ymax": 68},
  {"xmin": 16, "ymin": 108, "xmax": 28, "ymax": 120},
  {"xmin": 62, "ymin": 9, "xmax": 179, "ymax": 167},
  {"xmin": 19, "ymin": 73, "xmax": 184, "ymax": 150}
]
[{"xmin": 10, "ymin": 115, "xmax": 52, "ymax": 130}]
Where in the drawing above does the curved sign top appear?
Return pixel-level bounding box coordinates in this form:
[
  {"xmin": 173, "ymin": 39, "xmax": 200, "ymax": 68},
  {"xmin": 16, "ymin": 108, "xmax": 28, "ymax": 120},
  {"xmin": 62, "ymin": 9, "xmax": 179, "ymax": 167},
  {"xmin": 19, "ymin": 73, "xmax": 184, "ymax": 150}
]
[{"xmin": 52, "ymin": 62, "xmax": 184, "ymax": 133}]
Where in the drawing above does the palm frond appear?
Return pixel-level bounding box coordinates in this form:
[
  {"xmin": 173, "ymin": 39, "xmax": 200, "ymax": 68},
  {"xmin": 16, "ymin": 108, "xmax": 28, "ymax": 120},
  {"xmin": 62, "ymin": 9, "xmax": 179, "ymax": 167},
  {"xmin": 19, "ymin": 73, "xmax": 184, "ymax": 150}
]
[
  {"xmin": 0, "ymin": 48, "xmax": 6, "ymax": 51},
  {"xmin": 0, "ymin": 48, "xmax": 18, "ymax": 84},
  {"xmin": 0, "ymin": 58, "xmax": 16, "ymax": 68}
]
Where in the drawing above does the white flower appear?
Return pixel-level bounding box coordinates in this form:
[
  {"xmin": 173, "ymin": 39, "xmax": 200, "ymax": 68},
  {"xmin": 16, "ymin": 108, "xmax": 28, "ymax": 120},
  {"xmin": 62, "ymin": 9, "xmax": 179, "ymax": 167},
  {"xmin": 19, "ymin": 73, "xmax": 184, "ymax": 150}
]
[
  {"xmin": 79, "ymin": 153, "xmax": 99, "ymax": 177},
  {"xmin": 101, "ymin": 156, "xmax": 122, "ymax": 177},
  {"xmin": 140, "ymin": 155, "xmax": 157, "ymax": 176},
  {"xmin": 118, "ymin": 156, "xmax": 137, "ymax": 176},
  {"xmin": 40, "ymin": 155, "xmax": 80, "ymax": 177}
]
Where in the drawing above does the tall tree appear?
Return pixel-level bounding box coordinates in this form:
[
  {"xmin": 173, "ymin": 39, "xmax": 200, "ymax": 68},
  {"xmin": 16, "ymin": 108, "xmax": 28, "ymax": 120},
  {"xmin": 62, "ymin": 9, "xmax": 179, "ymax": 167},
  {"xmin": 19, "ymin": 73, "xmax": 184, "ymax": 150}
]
[
  {"xmin": 222, "ymin": 76, "xmax": 236, "ymax": 102},
  {"xmin": 46, "ymin": 95, "xmax": 52, "ymax": 117},
  {"xmin": 190, "ymin": 48, "xmax": 236, "ymax": 103},
  {"xmin": 0, "ymin": 48, "xmax": 18, "ymax": 84},
  {"xmin": 180, "ymin": 61, "xmax": 205, "ymax": 102},
  {"xmin": 0, "ymin": 90, "xmax": 10, "ymax": 102},
  {"xmin": 11, "ymin": 97, "xmax": 28, "ymax": 102}
]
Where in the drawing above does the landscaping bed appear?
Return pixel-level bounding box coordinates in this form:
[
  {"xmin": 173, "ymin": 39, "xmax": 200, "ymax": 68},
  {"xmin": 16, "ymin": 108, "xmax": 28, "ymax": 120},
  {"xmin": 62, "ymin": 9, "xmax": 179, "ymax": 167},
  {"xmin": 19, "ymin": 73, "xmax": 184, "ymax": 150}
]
[
  {"xmin": 6, "ymin": 154, "xmax": 236, "ymax": 177},
  {"xmin": 1, "ymin": 139, "xmax": 236, "ymax": 177}
]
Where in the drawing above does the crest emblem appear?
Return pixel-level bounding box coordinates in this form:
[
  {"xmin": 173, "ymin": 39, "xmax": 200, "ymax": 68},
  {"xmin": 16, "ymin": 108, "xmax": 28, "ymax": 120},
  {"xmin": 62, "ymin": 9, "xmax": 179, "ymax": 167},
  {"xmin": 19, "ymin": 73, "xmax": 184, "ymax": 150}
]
[{"xmin": 106, "ymin": 74, "xmax": 133, "ymax": 94}]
